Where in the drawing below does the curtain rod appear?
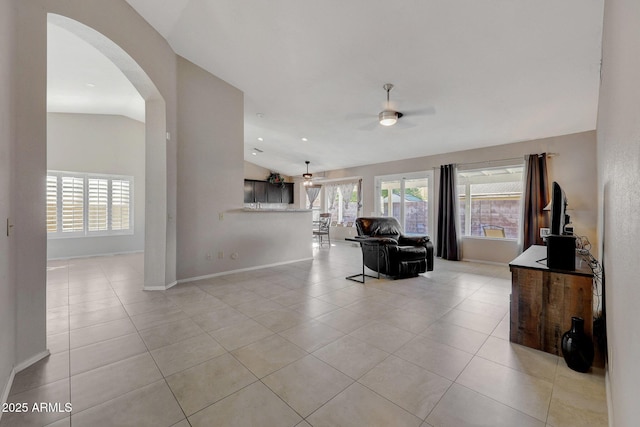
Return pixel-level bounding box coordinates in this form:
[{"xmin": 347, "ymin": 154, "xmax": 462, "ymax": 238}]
[{"xmin": 432, "ymin": 152, "xmax": 559, "ymax": 169}]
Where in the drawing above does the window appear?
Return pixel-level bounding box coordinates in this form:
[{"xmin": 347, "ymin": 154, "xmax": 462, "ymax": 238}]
[
  {"xmin": 457, "ymin": 165, "xmax": 523, "ymax": 239},
  {"xmin": 47, "ymin": 171, "xmax": 133, "ymax": 237},
  {"xmin": 326, "ymin": 182, "xmax": 360, "ymax": 225},
  {"xmin": 375, "ymin": 172, "xmax": 432, "ymax": 235}
]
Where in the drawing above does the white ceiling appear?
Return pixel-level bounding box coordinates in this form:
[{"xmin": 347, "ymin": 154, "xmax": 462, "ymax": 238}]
[
  {"xmin": 47, "ymin": 23, "xmax": 145, "ymax": 122},
  {"xmin": 51, "ymin": 1, "xmax": 605, "ymax": 177}
]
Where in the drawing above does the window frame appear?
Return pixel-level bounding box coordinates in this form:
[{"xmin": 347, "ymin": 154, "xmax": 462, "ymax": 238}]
[
  {"xmin": 456, "ymin": 164, "xmax": 524, "ymax": 241},
  {"xmin": 47, "ymin": 170, "xmax": 134, "ymax": 239}
]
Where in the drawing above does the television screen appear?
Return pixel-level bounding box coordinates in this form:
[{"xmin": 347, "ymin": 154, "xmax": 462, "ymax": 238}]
[{"xmin": 550, "ymin": 181, "xmax": 568, "ymax": 235}]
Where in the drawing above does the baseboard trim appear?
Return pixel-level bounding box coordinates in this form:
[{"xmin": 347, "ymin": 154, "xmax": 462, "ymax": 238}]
[
  {"xmin": 178, "ymin": 257, "xmax": 314, "ymax": 284},
  {"xmin": 460, "ymin": 257, "xmax": 509, "ymax": 267},
  {"xmin": 15, "ymin": 350, "xmax": 50, "ymax": 373},
  {"xmin": 47, "ymin": 250, "xmax": 144, "ymax": 261},
  {"xmin": 605, "ymin": 364, "xmax": 613, "ymax": 427},
  {"xmin": 0, "ymin": 368, "xmax": 16, "ymax": 422},
  {"xmin": 1, "ymin": 350, "xmax": 50, "ymax": 422}
]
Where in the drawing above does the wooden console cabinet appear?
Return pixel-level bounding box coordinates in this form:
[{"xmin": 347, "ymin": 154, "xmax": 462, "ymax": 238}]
[{"xmin": 509, "ymin": 245, "xmax": 602, "ymax": 366}]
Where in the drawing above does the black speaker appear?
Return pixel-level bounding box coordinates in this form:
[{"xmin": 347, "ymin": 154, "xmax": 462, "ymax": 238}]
[{"xmin": 547, "ymin": 235, "xmax": 576, "ymax": 270}]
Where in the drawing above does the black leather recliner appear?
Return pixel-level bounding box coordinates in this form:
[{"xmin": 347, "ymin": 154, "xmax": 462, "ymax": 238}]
[{"xmin": 355, "ymin": 217, "xmax": 434, "ymax": 279}]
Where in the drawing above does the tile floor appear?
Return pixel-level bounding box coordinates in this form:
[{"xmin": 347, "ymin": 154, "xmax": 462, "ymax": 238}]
[{"xmin": 1, "ymin": 243, "xmax": 608, "ymax": 427}]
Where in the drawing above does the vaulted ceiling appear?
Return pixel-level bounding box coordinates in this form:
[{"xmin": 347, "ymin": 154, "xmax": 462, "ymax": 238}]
[{"xmin": 53, "ymin": 1, "xmax": 605, "ymax": 177}]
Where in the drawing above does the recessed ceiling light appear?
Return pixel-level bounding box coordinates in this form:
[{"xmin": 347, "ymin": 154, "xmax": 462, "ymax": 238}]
[
  {"xmin": 256, "ymin": 113, "xmax": 264, "ymax": 119},
  {"xmin": 86, "ymin": 83, "xmax": 96, "ymax": 87},
  {"xmin": 301, "ymin": 137, "xmax": 308, "ymax": 142},
  {"xmin": 257, "ymin": 137, "xmax": 263, "ymax": 141},
  {"xmin": 251, "ymin": 152, "xmax": 257, "ymax": 156}
]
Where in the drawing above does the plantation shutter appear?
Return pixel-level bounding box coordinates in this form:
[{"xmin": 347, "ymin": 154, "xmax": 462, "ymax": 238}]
[
  {"xmin": 61, "ymin": 176, "xmax": 84, "ymax": 232},
  {"xmin": 111, "ymin": 179, "xmax": 130, "ymax": 230},
  {"xmin": 88, "ymin": 178, "xmax": 109, "ymax": 231},
  {"xmin": 46, "ymin": 175, "xmax": 58, "ymax": 233}
]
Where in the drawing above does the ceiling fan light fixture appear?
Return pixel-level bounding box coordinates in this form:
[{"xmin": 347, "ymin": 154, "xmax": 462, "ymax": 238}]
[{"xmin": 379, "ymin": 110, "xmax": 398, "ymax": 126}]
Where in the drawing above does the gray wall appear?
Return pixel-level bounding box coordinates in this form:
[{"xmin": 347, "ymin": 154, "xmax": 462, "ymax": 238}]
[
  {"xmin": 176, "ymin": 57, "xmax": 312, "ymax": 281},
  {"xmin": 597, "ymin": 0, "xmax": 640, "ymax": 424},
  {"xmin": 0, "ymin": 0, "xmax": 17, "ymax": 405},
  {"xmin": 320, "ymin": 131, "xmax": 598, "ymax": 264},
  {"xmin": 47, "ymin": 113, "xmax": 145, "ymax": 259}
]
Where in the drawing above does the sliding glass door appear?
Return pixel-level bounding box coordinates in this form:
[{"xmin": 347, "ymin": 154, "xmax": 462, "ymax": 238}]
[{"xmin": 375, "ymin": 171, "xmax": 432, "ymax": 235}]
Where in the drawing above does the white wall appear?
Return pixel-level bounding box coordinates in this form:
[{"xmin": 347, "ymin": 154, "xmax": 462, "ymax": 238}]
[
  {"xmin": 597, "ymin": 0, "xmax": 640, "ymax": 425},
  {"xmin": 322, "ymin": 131, "xmax": 598, "ymax": 264},
  {"xmin": 0, "ymin": 0, "xmax": 17, "ymax": 407},
  {"xmin": 177, "ymin": 57, "xmax": 312, "ymax": 281},
  {"xmin": 12, "ymin": 0, "xmax": 178, "ymax": 369},
  {"xmin": 47, "ymin": 113, "xmax": 145, "ymax": 259}
]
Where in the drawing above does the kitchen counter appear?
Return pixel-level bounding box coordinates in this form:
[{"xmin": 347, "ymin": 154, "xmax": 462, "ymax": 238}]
[{"xmin": 241, "ymin": 208, "xmax": 311, "ymax": 213}]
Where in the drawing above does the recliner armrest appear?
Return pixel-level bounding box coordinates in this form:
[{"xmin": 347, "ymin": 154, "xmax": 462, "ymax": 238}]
[
  {"xmin": 357, "ymin": 236, "xmax": 398, "ymax": 246},
  {"xmin": 398, "ymin": 235, "xmax": 430, "ymax": 246}
]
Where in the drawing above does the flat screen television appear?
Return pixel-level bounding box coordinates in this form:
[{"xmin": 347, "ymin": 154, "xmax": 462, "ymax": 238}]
[{"xmin": 550, "ymin": 181, "xmax": 569, "ymax": 235}]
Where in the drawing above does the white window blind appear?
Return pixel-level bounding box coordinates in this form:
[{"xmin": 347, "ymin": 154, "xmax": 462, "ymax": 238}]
[
  {"xmin": 61, "ymin": 176, "xmax": 84, "ymax": 233},
  {"xmin": 47, "ymin": 171, "xmax": 133, "ymax": 238},
  {"xmin": 88, "ymin": 178, "xmax": 109, "ymax": 231},
  {"xmin": 46, "ymin": 175, "xmax": 58, "ymax": 233},
  {"xmin": 111, "ymin": 180, "xmax": 130, "ymax": 231}
]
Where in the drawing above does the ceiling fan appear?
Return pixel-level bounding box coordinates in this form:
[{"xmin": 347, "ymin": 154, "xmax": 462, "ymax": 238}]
[{"xmin": 349, "ymin": 83, "xmax": 435, "ymax": 130}]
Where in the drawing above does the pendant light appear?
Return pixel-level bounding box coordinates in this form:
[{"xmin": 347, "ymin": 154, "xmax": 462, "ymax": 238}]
[{"xmin": 303, "ymin": 161, "xmax": 313, "ymax": 186}]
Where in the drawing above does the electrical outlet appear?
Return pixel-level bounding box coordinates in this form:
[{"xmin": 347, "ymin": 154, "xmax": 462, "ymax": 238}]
[
  {"xmin": 219, "ymin": 212, "xmax": 224, "ymax": 221},
  {"xmin": 218, "ymin": 251, "xmax": 223, "ymax": 259},
  {"xmin": 231, "ymin": 252, "xmax": 238, "ymax": 260},
  {"xmin": 6, "ymin": 218, "xmax": 13, "ymax": 236},
  {"xmin": 206, "ymin": 252, "xmax": 212, "ymax": 260}
]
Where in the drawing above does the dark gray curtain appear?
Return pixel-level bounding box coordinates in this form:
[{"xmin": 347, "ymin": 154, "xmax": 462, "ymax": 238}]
[
  {"xmin": 305, "ymin": 185, "xmax": 321, "ymax": 209},
  {"xmin": 521, "ymin": 153, "xmax": 549, "ymax": 251},
  {"xmin": 437, "ymin": 164, "xmax": 461, "ymax": 260}
]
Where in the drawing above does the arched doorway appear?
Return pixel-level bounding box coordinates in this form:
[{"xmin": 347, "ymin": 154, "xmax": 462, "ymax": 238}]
[{"xmin": 47, "ymin": 14, "xmax": 168, "ymax": 290}]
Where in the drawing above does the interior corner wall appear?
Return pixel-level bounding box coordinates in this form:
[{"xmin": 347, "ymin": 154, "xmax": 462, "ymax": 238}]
[
  {"xmin": 176, "ymin": 56, "xmax": 244, "ymax": 279},
  {"xmin": 46, "ymin": 113, "xmax": 145, "ymax": 259},
  {"xmin": 0, "ymin": 0, "xmax": 18, "ymax": 404},
  {"xmin": 322, "ymin": 131, "xmax": 598, "ymax": 264},
  {"xmin": 13, "ymin": 0, "xmax": 178, "ymax": 366},
  {"xmin": 244, "ymin": 161, "xmax": 275, "ymax": 181},
  {"xmin": 596, "ymin": 0, "xmax": 640, "ymax": 425}
]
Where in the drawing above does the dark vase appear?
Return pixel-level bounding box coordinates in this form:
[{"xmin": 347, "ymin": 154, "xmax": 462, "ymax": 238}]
[{"xmin": 561, "ymin": 316, "xmax": 594, "ymax": 373}]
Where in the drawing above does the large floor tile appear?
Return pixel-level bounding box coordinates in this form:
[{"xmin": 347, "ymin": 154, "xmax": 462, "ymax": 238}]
[
  {"xmin": 70, "ymin": 380, "xmax": 184, "ymax": 427},
  {"xmin": 314, "ymin": 308, "xmax": 372, "ymax": 333},
  {"xmin": 439, "ymin": 308, "xmax": 501, "ymax": 335},
  {"xmin": 262, "ymin": 355, "xmax": 353, "ymax": 417},
  {"xmin": 394, "ymin": 336, "xmax": 473, "ymax": 381},
  {"xmin": 130, "ymin": 307, "xmax": 189, "ymax": 331},
  {"xmin": 1, "ymin": 379, "xmax": 70, "ymax": 427},
  {"xmin": 70, "ymin": 353, "xmax": 163, "ymax": 413},
  {"xmin": 252, "ymin": 308, "xmax": 311, "ymax": 333},
  {"xmin": 456, "ymin": 356, "xmax": 553, "ymax": 421},
  {"xmin": 151, "ymin": 333, "xmax": 226, "ymax": 376},
  {"xmin": 190, "ymin": 306, "xmax": 248, "ymax": 332},
  {"xmin": 279, "ymin": 320, "xmax": 344, "ymax": 352},
  {"xmin": 231, "ymin": 334, "xmax": 307, "ymax": 378},
  {"xmin": 188, "ymin": 381, "xmax": 302, "ymax": 427},
  {"xmin": 9, "ymin": 352, "xmax": 69, "ymax": 396},
  {"xmin": 420, "ymin": 321, "xmax": 489, "ymax": 354},
  {"xmin": 69, "ymin": 305, "xmax": 128, "ymax": 330},
  {"xmin": 69, "ymin": 317, "xmax": 137, "ymax": 349},
  {"xmin": 208, "ymin": 318, "xmax": 274, "ymax": 351},
  {"xmin": 377, "ymin": 307, "xmax": 438, "ymax": 334},
  {"xmin": 359, "ymin": 355, "xmax": 451, "ymax": 419},
  {"xmin": 312, "ymin": 335, "xmax": 389, "ymax": 379},
  {"xmin": 306, "ymin": 382, "xmax": 422, "ymax": 427},
  {"xmin": 476, "ymin": 336, "xmax": 559, "ymax": 381},
  {"xmin": 349, "ymin": 321, "xmax": 416, "ymax": 353},
  {"xmin": 70, "ymin": 333, "xmax": 147, "ymax": 375},
  {"xmin": 546, "ymin": 365, "xmax": 608, "ymax": 427},
  {"xmin": 426, "ymin": 383, "xmax": 544, "ymax": 427},
  {"xmin": 138, "ymin": 318, "xmax": 205, "ymax": 350},
  {"xmin": 165, "ymin": 353, "xmax": 257, "ymax": 416}
]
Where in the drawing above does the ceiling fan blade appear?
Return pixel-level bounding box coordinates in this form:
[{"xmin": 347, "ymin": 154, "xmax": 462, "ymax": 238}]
[
  {"xmin": 402, "ymin": 106, "xmax": 436, "ymax": 117},
  {"xmin": 357, "ymin": 121, "xmax": 380, "ymax": 131}
]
